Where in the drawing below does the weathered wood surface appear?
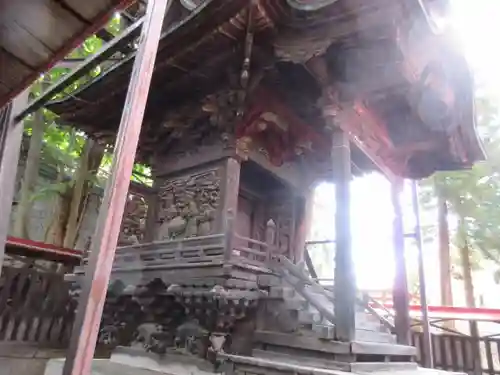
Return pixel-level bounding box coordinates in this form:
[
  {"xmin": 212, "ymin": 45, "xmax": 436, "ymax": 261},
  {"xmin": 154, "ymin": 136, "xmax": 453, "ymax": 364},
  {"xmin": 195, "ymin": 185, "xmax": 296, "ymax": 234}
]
[
  {"xmin": 113, "ymin": 234, "xmax": 226, "ymax": 271},
  {"xmin": 232, "ymin": 234, "xmax": 269, "ymax": 266},
  {"xmin": 331, "ymin": 130, "xmax": 356, "ymax": 342}
]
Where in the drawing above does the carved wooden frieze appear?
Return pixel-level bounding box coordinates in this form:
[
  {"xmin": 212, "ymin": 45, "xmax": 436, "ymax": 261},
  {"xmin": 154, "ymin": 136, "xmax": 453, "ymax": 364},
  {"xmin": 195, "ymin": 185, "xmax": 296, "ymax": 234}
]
[
  {"xmin": 237, "ymin": 87, "xmax": 330, "ymax": 167},
  {"xmin": 119, "ymin": 190, "xmax": 149, "ymax": 246},
  {"xmin": 96, "ymin": 278, "xmax": 259, "ymax": 358},
  {"xmin": 156, "ymin": 169, "xmax": 221, "ymax": 240}
]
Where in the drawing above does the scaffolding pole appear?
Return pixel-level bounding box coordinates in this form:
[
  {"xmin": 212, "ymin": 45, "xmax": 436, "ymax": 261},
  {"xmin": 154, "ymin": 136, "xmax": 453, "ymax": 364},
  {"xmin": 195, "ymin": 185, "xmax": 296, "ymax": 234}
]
[
  {"xmin": 411, "ymin": 180, "xmax": 434, "ymax": 368},
  {"xmin": 62, "ymin": 0, "xmax": 172, "ymax": 374}
]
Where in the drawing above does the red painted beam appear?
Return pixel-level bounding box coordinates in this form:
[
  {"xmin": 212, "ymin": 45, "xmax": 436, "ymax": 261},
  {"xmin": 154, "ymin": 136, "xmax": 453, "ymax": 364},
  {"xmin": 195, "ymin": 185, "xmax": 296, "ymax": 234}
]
[
  {"xmin": 5, "ymin": 236, "xmax": 82, "ymax": 264},
  {"xmin": 373, "ymin": 302, "xmax": 500, "ymax": 321}
]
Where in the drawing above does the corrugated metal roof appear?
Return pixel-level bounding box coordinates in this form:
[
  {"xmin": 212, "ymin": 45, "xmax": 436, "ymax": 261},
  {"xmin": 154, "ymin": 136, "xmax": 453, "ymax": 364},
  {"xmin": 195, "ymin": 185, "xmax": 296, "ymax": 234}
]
[{"xmin": 0, "ymin": 0, "xmax": 135, "ymax": 108}]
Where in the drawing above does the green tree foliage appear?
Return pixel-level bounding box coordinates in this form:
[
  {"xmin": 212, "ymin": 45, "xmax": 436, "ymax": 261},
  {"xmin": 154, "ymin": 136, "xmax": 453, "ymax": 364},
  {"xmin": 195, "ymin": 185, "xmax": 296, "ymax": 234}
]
[
  {"xmin": 428, "ymin": 97, "xmax": 500, "ymax": 264},
  {"xmin": 416, "ymin": 95, "xmax": 500, "ymax": 307},
  {"xmin": 14, "ymin": 13, "xmax": 151, "ymax": 248}
]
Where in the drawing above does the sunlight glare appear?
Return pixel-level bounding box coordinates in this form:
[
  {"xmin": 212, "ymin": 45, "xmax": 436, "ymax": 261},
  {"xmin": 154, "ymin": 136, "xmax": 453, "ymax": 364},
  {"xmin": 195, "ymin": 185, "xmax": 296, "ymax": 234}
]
[{"xmin": 450, "ymin": 0, "xmax": 500, "ymax": 100}]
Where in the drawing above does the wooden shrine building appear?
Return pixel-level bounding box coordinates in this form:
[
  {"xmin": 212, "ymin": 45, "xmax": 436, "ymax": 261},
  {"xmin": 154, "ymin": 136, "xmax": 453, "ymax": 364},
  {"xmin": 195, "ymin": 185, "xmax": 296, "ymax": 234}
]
[{"xmin": 44, "ymin": 0, "xmax": 482, "ymax": 374}]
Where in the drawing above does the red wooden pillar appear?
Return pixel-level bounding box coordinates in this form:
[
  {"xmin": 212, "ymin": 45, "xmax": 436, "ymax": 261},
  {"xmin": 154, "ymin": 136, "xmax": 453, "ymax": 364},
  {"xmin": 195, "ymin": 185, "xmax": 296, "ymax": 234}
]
[
  {"xmin": 0, "ymin": 90, "xmax": 29, "ymax": 275},
  {"xmin": 62, "ymin": 1, "xmax": 173, "ymax": 374},
  {"xmin": 390, "ymin": 180, "xmax": 411, "ymax": 345},
  {"xmin": 332, "ymin": 129, "xmax": 356, "ymax": 342}
]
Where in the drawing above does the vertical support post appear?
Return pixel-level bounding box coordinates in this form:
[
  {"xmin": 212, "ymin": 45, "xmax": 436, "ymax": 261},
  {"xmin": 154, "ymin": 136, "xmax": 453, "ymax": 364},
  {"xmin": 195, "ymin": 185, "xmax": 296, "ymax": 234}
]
[
  {"xmin": 222, "ymin": 157, "xmax": 241, "ymax": 263},
  {"xmin": 62, "ymin": 1, "xmax": 172, "ymax": 374},
  {"xmin": 332, "ymin": 130, "xmax": 356, "ymax": 342},
  {"xmin": 390, "ymin": 180, "xmax": 411, "ymax": 345},
  {"xmin": 0, "ymin": 91, "xmax": 29, "ymax": 275},
  {"xmin": 288, "ymin": 195, "xmax": 297, "ymax": 261},
  {"xmin": 294, "ymin": 190, "xmax": 314, "ymax": 264},
  {"xmin": 411, "ymin": 180, "xmax": 433, "ymax": 368},
  {"xmin": 144, "ymin": 177, "xmax": 159, "ymax": 242}
]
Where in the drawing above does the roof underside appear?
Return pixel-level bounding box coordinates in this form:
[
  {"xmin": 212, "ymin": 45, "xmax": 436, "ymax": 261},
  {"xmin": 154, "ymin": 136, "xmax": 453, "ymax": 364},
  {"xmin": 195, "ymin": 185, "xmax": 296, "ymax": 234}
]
[
  {"xmin": 46, "ymin": 0, "xmax": 484, "ymax": 180},
  {"xmin": 0, "ymin": 0, "xmax": 134, "ymax": 108}
]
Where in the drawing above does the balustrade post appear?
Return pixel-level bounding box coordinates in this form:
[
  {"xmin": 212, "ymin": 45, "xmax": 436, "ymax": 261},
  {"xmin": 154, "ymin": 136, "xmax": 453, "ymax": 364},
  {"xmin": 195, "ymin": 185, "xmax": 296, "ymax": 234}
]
[{"xmin": 265, "ymin": 219, "xmax": 276, "ymax": 263}]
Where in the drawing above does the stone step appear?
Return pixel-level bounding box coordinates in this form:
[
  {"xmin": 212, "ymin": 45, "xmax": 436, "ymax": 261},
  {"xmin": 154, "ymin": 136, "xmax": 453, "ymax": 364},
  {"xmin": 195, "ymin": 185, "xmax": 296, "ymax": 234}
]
[
  {"xmin": 353, "ymin": 329, "xmax": 396, "ymax": 344},
  {"xmin": 311, "ymin": 324, "xmax": 335, "ymax": 339},
  {"xmin": 310, "ymin": 324, "xmax": 395, "ymax": 343},
  {"xmin": 269, "ymin": 286, "xmax": 295, "ymax": 299},
  {"xmin": 220, "ymin": 353, "xmax": 347, "ymax": 375},
  {"xmin": 251, "ymin": 349, "xmax": 418, "ymax": 373},
  {"xmin": 277, "ymin": 299, "xmax": 387, "ymax": 335},
  {"xmin": 254, "ymin": 330, "xmax": 417, "ymax": 357},
  {"xmin": 251, "ymin": 349, "xmax": 349, "ymax": 372},
  {"xmin": 350, "ymin": 362, "xmax": 419, "ymax": 372},
  {"xmin": 284, "ymin": 298, "xmax": 309, "ymax": 310}
]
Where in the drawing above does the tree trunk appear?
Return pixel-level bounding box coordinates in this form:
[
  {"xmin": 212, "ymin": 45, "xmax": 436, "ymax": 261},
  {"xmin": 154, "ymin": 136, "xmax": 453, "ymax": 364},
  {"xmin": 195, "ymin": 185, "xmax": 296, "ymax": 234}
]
[
  {"xmin": 460, "ymin": 238, "xmax": 475, "ymax": 308},
  {"xmin": 63, "ymin": 139, "xmax": 104, "ymax": 248},
  {"xmin": 437, "ymin": 192, "xmax": 453, "ymax": 306},
  {"xmin": 12, "ymin": 108, "xmax": 47, "ymax": 238}
]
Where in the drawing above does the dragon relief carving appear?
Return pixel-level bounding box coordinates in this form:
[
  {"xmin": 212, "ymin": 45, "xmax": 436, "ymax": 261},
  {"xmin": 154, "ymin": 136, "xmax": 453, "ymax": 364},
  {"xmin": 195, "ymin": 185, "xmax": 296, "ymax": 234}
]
[{"xmin": 156, "ymin": 169, "xmax": 221, "ymax": 240}]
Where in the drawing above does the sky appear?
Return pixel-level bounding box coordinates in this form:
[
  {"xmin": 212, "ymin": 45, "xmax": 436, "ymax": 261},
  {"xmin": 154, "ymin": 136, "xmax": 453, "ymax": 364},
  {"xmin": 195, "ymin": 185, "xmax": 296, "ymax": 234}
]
[{"xmin": 309, "ymin": 0, "xmax": 500, "ymax": 293}]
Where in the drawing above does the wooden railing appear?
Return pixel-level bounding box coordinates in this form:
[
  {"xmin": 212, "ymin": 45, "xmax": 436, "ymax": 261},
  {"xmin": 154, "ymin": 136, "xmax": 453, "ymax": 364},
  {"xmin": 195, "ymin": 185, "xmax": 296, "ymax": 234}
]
[
  {"xmin": 230, "ymin": 220, "xmax": 277, "ymax": 269},
  {"xmin": 232, "ymin": 234, "xmax": 271, "ymax": 268},
  {"xmin": 0, "ymin": 262, "xmax": 75, "ymax": 346},
  {"xmin": 273, "ymin": 255, "xmax": 336, "ymax": 325},
  {"xmin": 412, "ymin": 331, "xmax": 500, "ymax": 374},
  {"xmin": 112, "ymin": 234, "xmax": 225, "ymax": 271},
  {"xmin": 304, "ymin": 245, "xmax": 396, "ymax": 333}
]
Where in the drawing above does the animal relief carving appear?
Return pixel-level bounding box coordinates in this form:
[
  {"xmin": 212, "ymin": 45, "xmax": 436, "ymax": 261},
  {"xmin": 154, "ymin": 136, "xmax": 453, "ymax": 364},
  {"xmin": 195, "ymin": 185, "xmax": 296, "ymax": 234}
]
[{"xmin": 157, "ymin": 169, "xmax": 221, "ymax": 240}]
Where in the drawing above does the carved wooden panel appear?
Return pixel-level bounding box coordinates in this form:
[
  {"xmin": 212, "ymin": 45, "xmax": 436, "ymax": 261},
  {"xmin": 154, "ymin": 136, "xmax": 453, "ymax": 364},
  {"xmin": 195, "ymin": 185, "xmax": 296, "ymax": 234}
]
[
  {"xmin": 156, "ymin": 168, "xmax": 222, "ymax": 241},
  {"xmin": 119, "ymin": 187, "xmax": 150, "ymax": 246}
]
